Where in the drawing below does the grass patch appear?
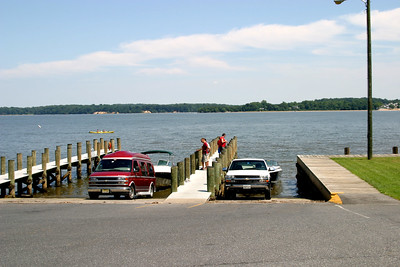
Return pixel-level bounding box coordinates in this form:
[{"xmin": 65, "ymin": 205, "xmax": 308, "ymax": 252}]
[{"xmin": 331, "ymin": 157, "xmax": 400, "ymax": 200}]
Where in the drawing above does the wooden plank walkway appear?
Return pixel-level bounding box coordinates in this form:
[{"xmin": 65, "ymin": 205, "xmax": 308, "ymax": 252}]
[
  {"xmin": 165, "ymin": 151, "xmax": 219, "ymax": 204},
  {"xmin": 297, "ymin": 155, "xmax": 399, "ymax": 204}
]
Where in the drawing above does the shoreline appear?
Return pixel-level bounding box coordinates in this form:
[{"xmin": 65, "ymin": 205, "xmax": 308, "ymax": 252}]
[{"xmin": 1, "ymin": 109, "xmax": 399, "ymax": 116}]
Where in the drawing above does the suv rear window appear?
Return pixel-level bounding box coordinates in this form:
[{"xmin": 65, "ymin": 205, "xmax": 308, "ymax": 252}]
[{"xmin": 95, "ymin": 159, "xmax": 132, "ymax": 172}]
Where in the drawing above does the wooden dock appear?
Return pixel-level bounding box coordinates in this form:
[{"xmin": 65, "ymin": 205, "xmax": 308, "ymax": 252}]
[
  {"xmin": 0, "ymin": 138, "xmax": 121, "ymax": 198},
  {"xmin": 166, "ymin": 151, "xmax": 220, "ymax": 203},
  {"xmin": 167, "ymin": 136, "xmax": 237, "ymax": 203}
]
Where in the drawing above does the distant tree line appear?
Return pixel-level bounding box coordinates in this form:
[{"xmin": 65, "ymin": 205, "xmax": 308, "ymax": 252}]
[{"xmin": 0, "ymin": 98, "xmax": 399, "ymax": 115}]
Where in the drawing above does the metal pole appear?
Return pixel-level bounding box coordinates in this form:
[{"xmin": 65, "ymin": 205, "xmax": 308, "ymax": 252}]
[
  {"xmin": 366, "ymin": 0, "xmax": 373, "ymax": 159},
  {"xmin": 334, "ymin": 0, "xmax": 373, "ymax": 159}
]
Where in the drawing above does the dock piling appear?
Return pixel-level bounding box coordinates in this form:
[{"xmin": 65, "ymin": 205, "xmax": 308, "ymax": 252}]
[
  {"xmin": 77, "ymin": 142, "xmax": 82, "ymax": 179},
  {"xmin": 8, "ymin": 160, "xmax": 15, "ymax": 198},
  {"xmin": 195, "ymin": 150, "xmax": 201, "ymax": 170},
  {"xmin": 93, "ymin": 139, "xmax": 98, "ymax": 153},
  {"xmin": 27, "ymin": 156, "xmax": 33, "ymax": 196},
  {"xmin": 104, "ymin": 140, "xmax": 108, "ymax": 154},
  {"xmin": 86, "ymin": 141, "xmax": 92, "ymax": 175},
  {"xmin": 41, "ymin": 152, "xmax": 47, "ymax": 192},
  {"xmin": 190, "ymin": 153, "xmax": 195, "ymax": 175},
  {"xmin": 117, "ymin": 138, "xmax": 121, "ymax": 151},
  {"xmin": 44, "ymin": 148, "xmax": 49, "ymax": 163},
  {"xmin": 1, "ymin": 156, "xmax": 5, "ymax": 175},
  {"xmin": 207, "ymin": 167, "xmax": 215, "ymax": 199},
  {"xmin": 67, "ymin": 144, "xmax": 72, "ymax": 183},
  {"xmin": 31, "ymin": 150, "xmax": 36, "ymax": 166},
  {"xmin": 171, "ymin": 166, "xmax": 178, "ymax": 192},
  {"xmin": 178, "ymin": 161, "xmax": 184, "ymax": 186},
  {"xmin": 17, "ymin": 153, "xmax": 22, "ymax": 171},
  {"xmin": 111, "ymin": 139, "xmax": 115, "ymax": 152},
  {"xmin": 55, "ymin": 146, "xmax": 61, "ymax": 187},
  {"xmin": 184, "ymin": 157, "xmax": 190, "ymax": 181},
  {"xmin": 96, "ymin": 140, "xmax": 101, "ymax": 168}
]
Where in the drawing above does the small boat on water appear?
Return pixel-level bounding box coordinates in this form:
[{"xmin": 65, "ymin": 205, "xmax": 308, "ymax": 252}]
[
  {"xmin": 89, "ymin": 130, "xmax": 114, "ymax": 134},
  {"xmin": 266, "ymin": 160, "xmax": 282, "ymax": 183},
  {"xmin": 141, "ymin": 150, "xmax": 174, "ymax": 179}
]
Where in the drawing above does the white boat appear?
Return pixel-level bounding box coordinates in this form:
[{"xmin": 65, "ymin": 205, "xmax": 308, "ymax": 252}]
[
  {"xmin": 141, "ymin": 150, "xmax": 174, "ymax": 179},
  {"xmin": 266, "ymin": 160, "xmax": 282, "ymax": 183}
]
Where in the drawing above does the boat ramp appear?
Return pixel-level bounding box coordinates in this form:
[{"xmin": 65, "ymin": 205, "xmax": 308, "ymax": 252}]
[{"xmin": 296, "ymin": 154, "xmax": 400, "ymax": 204}]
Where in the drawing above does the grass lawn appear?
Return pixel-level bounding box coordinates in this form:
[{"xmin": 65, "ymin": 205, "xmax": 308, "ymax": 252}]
[{"xmin": 331, "ymin": 157, "xmax": 400, "ymax": 200}]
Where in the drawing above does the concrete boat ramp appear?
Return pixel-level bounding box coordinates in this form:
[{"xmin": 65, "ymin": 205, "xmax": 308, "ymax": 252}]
[
  {"xmin": 165, "ymin": 151, "xmax": 219, "ymax": 204},
  {"xmin": 297, "ymin": 155, "xmax": 399, "ymax": 204},
  {"xmin": 161, "ymin": 153, "xmax": 399, "ymax": 205}
]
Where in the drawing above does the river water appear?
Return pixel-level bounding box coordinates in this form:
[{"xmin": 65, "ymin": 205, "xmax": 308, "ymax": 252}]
[{"xmin": 1, "ymin": 111, "xmax": 399, "ymax": 198}]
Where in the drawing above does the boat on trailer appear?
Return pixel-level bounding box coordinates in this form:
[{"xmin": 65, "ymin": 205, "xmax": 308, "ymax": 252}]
[
  {"xmin": 266, "ymin": 160, "xmax": 282, "ymax": 183},
  {"xmin": 141, "ymin": 150, "xmax": 174, "ymax": 179}
]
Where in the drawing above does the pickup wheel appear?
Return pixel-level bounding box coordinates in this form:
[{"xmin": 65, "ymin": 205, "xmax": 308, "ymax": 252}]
[
  {"xmin": 88, "ymin": 192, "xmax": 99, "ymax": 199},
  {"xmin": 127, "ymin": 185, "xmax": 136, "ymax": 200},
  {"xmin": 265, "ymin": 189, "xmax": 271, "ymax": 200}
]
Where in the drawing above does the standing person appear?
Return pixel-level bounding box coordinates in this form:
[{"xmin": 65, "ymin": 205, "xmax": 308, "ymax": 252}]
[
  {"xmin": 200, "ymin": 138, "xmax": 210, "ymax": 170},
  {"xmin": 218, "ymin": 133, "xmax": 227, "ymax": 154}
]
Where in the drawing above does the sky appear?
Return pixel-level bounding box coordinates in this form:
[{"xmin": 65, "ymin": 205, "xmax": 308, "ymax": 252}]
[{"xmin": 1, "ymin": 0, "xmax": 399, "ymax": 107}]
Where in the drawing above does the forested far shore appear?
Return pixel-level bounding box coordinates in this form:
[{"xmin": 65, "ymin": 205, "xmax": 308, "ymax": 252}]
[{"xmin": 1, "ymin": 98, "xmax": 399, "ymax": 115}]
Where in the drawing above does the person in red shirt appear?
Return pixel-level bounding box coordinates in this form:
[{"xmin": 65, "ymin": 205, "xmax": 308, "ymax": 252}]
[
  {"xmin": 218, "ymin": 133, "xmax": 227, "ymax": 154},
  {"xmin": 200, "ymin": 138, "xmax": 210, "ymax": 170}
]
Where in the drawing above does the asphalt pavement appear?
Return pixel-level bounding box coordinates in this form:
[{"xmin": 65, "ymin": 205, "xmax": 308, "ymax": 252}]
[{"xmin": 1, "ymin": 199, "xmax": 399, "ymax": 266}]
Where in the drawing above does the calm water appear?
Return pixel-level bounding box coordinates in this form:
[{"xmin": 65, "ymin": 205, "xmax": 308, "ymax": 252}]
[{"xmin": 1, "ymin": 111, "xmax": 399, "ymax": 198}]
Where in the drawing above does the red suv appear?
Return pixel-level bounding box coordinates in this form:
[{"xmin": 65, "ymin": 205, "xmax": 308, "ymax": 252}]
[{"xmin": 88, "ymin": 151, "xmax": 156, "ymax": 199}]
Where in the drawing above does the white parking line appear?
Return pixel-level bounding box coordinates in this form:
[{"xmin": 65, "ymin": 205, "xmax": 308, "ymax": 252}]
[{"xmin": 335, "ymin": 204, "xmax": 370, "ymax": 219}]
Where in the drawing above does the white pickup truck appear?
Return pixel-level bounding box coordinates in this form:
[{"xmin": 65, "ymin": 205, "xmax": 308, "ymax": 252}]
[{"xmin": 224, "ymin": 158, "xmax": 272, "ymax": 200}]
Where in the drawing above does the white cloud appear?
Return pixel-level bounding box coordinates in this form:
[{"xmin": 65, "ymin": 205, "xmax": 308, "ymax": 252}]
[
  {"xmin": 0, "ymin": 19, "xmax": 345, "ymax": 79},
  {"xmin": 186, "ymin": 56, "xmax": 236, "ymax": 70},
  {"xmin": 136, "ymin": 67, "xmax": 186, "ymax": 75},
  {"xmin": 223, "ymin": 20, "xmax": 344, "ymax": 50},
  {"xmin": 121, "ymin": 20, "xmax": 343, "ymax": 56},
  {"xmin": 0, "ymin": 51, "xmax": 142, "ymax": 78},
  {"xmin": 344, "ymin": 8, "xmax": 400, "ymax": 41}
]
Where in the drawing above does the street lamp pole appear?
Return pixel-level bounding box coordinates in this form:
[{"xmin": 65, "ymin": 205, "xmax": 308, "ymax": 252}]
[{"xmin": 335, "ymin": 0, "xmax": 373, "ymax": 159}]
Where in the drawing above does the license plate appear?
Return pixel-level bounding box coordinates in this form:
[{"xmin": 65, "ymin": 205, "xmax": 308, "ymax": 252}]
[
  {"xmin": 243, "ymin": 185, "xmax": 251, "ymax": 189},
  {"xmin": 101, "ymin": 189, "xmax": 110, "ymax": 194}
]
